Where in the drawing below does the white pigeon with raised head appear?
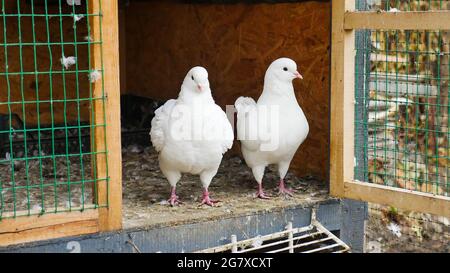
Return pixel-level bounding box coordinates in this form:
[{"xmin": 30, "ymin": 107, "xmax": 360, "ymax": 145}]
[
  {"xmin": 150, "ymin": 66, "xmax": 234, "ymax": 206},
  {"xmin": 235, "ymin": 58, "xmax": 309, "ymax": 199}
]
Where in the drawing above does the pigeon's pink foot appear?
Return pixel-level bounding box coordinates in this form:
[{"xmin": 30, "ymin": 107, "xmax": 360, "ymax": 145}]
[
  {"xmin": 200, "ymin": 190, "xmax": 220, "ymax": 206},
  {"xmin": 278, "ymin": 179, "xmax": 294, "ymax": 196},
  {"xmin": 168, "ymin": 187, "xmax": 182, "ymax": 206},
  {"xmin": 256, "ymin": 184, "xmax": 271, "ymax": 199},
  {"xmin": 168, "ymin": 194, "xmax": 181, "ymax": 206}
]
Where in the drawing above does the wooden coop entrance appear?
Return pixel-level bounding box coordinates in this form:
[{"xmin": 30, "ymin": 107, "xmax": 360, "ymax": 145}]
[
  {"xmin": 118, "ymin": 0, "xmax": 332, "ymax": 231},
  {"xmin": 4, "ymin": 0, "xmax": 449, "ymax": 252},
  {"xmin": 1, "ymin": 0, "xmax": 343, "ymax": 251},
  {"xmin": 0, "ymin": 0, "xmax": 121, "ymax": 246},
  {"xmin": 331, "ymin": 0, "xmax": 450, "ymax": 218}
]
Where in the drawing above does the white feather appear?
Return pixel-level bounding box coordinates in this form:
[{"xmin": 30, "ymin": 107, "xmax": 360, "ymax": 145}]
[
  {"xmin": 88, "ymin": 70, "xmax": 101, "ymax": 83},
  {"xmin": 60, "ymin": 55, "xmax": 76, "ymax": 70},
  {"xmin": 150, "ymin": 99, "xmax": 177, "ymax": 153},
  {"xmin": 387, "ymin": 222, "xmax": 402, "ymax": 237},
  {"xmin": 73, "ymin": 14, "xmax": 84, "ymax": 22}
]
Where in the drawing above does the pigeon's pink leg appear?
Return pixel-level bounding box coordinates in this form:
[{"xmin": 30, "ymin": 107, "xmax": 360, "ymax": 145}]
[
  {"xmin": 256, "ymin": 183, "xmax": 271, "ymax": 199},
  {"xmin": 278, "ymin": 179, "xmax": 294, "ymax": 196},
  {"xmin": 201, "ymin": 189, "xmax": 220, "ymax": 206},
  {"xmin": 168, "ymin": 187, "xmax": 181, "ymax": 206}
]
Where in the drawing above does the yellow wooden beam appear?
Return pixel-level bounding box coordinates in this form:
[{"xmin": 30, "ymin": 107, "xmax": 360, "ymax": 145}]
[
  {"xmin": 344, "ymin": 180, "xmax": 450, "ymax": 218},
  {"xmin": 344, "ymin": 11, "xmax": 450, "ymax": 30},
  {"xmin": 90, "ymin": 0, "xmax": 123, "ymax": 231},
  {"xmin": 0, "ymin": 210, "xmax": 99, "ymax": 247},
  {"xmin": 330, "ymin": 0, "xmax": 355, "ymax": 197}
]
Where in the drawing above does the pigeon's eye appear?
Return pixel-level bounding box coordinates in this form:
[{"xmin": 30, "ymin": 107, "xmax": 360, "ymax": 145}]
[
  {"xmin": 283, "ymin": 67, "xmax": 288, "ymax": 71},
  {"xmin": 191, "ymin": 76, "xmax": 195, "ymax": 81}
]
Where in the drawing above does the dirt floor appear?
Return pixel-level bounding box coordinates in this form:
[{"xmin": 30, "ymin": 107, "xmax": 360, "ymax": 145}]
[
  {"xmin": 365, "ymin": 204, "xmax": 450, "ymax": 253},
  {"xmin": 0, "ymin": 152, "xmax": 95, "ymax": 215},
  {"xmin": 0, "ymin": 141, "xmax": 329, "ymax": 224},
  {"xmin": 121, "ymin": 145, "xmax": 330, "ymax": 229}
]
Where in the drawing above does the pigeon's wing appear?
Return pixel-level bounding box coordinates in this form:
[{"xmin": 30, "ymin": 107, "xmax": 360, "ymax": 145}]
[
  {"xmin": 212, "ymin": 104, "xmax": 234, "ymax": 154},
  {"xmin": 150, "ymin": 99, "xmax": 177, "ymax": 152},
  {"xmin": 235, "ymin": 97, "xmax": 261, "ymax": 151}
]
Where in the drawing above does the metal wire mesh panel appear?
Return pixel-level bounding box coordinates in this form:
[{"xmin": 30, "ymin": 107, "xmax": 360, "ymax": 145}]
[
  {"xmin": 0, "ymin": 0, "xmax": 107, "ymax": 220},
  {"xmin": 355, "ymin": 0, "xmax": 450, "ymax": 197}
]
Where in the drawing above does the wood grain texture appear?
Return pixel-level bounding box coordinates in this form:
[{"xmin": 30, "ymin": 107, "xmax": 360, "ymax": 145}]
[
  {"xmin": 344, "ymin": 11, "xmax": 450, "ymax": 30},
  {"xmin": 90, "ymin": 0, "xmax": 122, "ymax": 232},
  {"xmin": 344, "ymin": 180, "xmax": 450, "ymax": 218},
  {"xmin": 124, "ymin": 1, "xmax": 331, "ymax": 180},
  {"xmin": 330, "ymin": 0, "xmax": 355, "ymax": 196},
  {"xmin": 0, "ymin": 210, "xmax": 99, "ymax": 247}
]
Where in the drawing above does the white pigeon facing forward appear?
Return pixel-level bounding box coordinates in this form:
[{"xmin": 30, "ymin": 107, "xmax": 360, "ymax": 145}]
[
  {"xmin": 150, "ymin": 66, "xmax": 234, "ymax": 206},
  {"xmin": 235, "ymin": 58, "xmax": 309, "ymax": 199}
]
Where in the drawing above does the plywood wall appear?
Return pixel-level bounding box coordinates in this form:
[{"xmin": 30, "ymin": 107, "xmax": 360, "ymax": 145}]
[{"xmin": 124, "ymin": 1, "xmax": 331, "ymax": 180}]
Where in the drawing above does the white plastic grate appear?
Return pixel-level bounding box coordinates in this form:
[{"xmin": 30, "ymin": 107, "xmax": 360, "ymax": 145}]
[{"xmin": 197, "ymin": 212, "xmax": 351, "ymax": 253}]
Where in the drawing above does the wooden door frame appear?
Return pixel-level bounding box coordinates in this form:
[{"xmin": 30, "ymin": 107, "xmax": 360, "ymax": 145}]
[{"xmin": 330, "ymin": 0, "xmax": 450, "ymax": 218}]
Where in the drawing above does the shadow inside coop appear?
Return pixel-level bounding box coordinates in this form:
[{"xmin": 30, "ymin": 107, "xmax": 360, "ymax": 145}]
[{"xmin": 120, "ymin": 94, "xmax": 330, "ymax": 229}]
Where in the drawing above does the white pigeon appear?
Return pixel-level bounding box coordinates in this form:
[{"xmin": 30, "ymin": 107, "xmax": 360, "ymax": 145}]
[
  {"xmin": 235, "ymin": 58, "xmax": 309, "ymax": 199},
  {"xmin": 150, "ymin": 66, "xmax": 234, "ymax": 206}
]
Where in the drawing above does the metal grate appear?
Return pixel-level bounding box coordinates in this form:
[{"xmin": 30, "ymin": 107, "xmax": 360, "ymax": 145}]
[{"xmin": 197, "ymin": 214, "xmax": 350, "ymax": 253}]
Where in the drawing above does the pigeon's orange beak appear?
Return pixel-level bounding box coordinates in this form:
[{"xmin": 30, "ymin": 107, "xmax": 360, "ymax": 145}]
[
  {"xmin": 197, "ymin": 84, "xmax": 203, "ymax": 92},
  {"xmin": 294, "ymin": 71, "xmax": 303, "ymax": 80}
]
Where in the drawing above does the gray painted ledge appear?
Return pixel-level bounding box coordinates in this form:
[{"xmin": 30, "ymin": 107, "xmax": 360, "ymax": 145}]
[{"xmin": 0, "ymin": 198, "xmax": 366, "ymax": 253}]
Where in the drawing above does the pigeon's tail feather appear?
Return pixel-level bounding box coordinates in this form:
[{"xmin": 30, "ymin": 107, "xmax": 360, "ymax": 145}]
[{"xmin": 234, "ymin": 97, "xmax": 256, "ymax": 114}]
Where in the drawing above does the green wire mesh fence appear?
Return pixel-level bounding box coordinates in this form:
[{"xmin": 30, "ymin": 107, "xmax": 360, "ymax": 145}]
[
  {"xmin": 0, "ymin": 0, "xmax": 108, "ymax": 220},
  {"xmin": 355, "ymin": 0, "xmax": 450, "ymax": 197}
]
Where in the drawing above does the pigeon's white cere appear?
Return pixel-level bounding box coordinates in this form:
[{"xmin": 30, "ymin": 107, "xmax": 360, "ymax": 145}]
[
  {"xmin": 235, "ymin": 57, "xmax": 309, "ymax": 199},
  {"xmin": 150, "ymin": 66, "xmax": 234, "ymax": 206}
]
